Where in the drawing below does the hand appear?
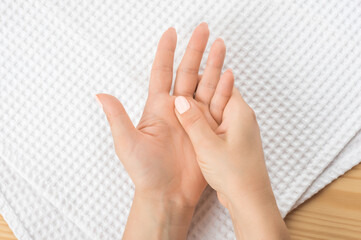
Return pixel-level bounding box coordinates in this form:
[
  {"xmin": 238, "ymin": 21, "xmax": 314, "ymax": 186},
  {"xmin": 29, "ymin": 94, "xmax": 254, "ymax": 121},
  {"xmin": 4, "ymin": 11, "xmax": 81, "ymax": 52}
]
[
  {"xmin": 174, "ymin": 89, "xmax": 268, "ymax": 205},
  {"xmin": 174, "ymin": 89, "xmax": 290, "ymax": 239},
  {"xmin": 97, "ymin": 23, "xmax": 234, "ymax": 239}
]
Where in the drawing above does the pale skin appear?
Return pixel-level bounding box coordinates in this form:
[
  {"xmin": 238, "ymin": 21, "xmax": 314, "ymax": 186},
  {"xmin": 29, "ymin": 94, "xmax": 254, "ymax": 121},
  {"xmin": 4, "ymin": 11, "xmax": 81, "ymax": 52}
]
[{"xmin": 96, "ymin": 23, "xmax": 290, "ymax": 240}]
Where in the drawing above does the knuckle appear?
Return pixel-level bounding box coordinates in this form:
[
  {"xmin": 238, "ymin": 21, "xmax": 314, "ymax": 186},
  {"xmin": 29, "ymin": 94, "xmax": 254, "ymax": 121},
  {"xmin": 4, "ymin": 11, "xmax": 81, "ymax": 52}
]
[
  {"xmin": 159, "ymin": 47, "xmax": 175, "ymax": 53},
  {"xmin": 176, "ymin": 89, "xmax": 195, "ymax": 96},
  {"xmin": 198, "ymin": 81, "xmax": 217, "ymax": 90},
  {"xmin": 177, "ymin": 66, "xmax": 198, "ymax": 75},
  {"xmin": 210, "ymin": 102, "xmax": 223, "ymax": 111},
  {"xmin": 206, "ymin": 61, "xmax": 223, "ymax": 70},
  {"xmin": 184, "ymin": 113, "xmax": 203, "ymax": 132},
  {"xmin": 235, "ymin": 105, "xmax": 257, "ymax": 123},
  {"xmin": 107, "ymin": 111, "xmax": 124, "ymax": 128},
  {"xmin": 186, "ymin": 45, "xmax": 204, "ymax": 55},
  {"xmin": 247, "ymin": 107, "xmax": 257, "ymax": 122},
  {"xmin": 245, "ymin": 107, "xmax": 260, "ymax": 131},
  {"xmin": 151, "ymin": 65, "xmax": 173, "ymax": 73},
  {"xmin": 214, "ymin": 90, "xmax": 231, "ymax": 99}
]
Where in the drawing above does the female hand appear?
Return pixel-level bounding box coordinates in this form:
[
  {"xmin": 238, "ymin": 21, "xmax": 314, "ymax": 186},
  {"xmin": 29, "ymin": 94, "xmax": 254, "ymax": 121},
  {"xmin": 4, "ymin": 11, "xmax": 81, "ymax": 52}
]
[
  {"xmin": 174, "ymin": 89, "xmax": 290, "ymax": 239},
  {"xmin": 97, "ymin": 23, "xmax": 234, "ymax": 239}
]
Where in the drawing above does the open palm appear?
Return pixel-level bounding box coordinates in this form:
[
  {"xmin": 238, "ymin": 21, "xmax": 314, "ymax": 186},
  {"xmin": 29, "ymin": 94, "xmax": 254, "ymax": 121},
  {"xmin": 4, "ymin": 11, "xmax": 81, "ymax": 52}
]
[{"xmin": 97, "ymin": 23, "xmax": 234, "ymax": 207}]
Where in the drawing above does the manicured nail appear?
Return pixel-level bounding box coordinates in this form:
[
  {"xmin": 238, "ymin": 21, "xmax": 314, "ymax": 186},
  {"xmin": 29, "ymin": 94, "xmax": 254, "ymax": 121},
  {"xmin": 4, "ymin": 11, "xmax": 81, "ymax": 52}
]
[
  {"xmin": 95, "ymin": 95, "xmax": 103, "ymax": 108},
  {"xmin": 175, "ymin": 96, "xmax": 190, "ymax": 114}
]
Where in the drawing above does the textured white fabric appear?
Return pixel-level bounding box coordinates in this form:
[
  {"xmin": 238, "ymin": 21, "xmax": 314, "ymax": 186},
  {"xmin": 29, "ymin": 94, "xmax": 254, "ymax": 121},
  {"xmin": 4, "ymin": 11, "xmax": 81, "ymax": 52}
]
[
  {"xmin": 0, "ymin": 159, "xmax": 89, "ymax": 240},
  {"xmin": 294, "ymin": 130, "xmax": 361, "ymax": 208},
  {"xmin": 1, "ymin": 0, "xmax": 361, "ymax": 239}
]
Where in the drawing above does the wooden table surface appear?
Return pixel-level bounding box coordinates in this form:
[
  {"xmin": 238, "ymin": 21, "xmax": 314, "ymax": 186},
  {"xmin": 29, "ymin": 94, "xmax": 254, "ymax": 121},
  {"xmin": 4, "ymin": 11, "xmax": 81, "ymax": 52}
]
[{"xmin": 1, "ymin": 163, "xmax": 361, "ymax": 240}]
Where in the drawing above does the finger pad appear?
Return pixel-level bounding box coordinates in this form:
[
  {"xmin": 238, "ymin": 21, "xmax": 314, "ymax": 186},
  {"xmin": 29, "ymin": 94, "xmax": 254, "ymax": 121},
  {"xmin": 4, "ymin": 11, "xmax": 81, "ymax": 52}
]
[{"xmin": 159, "ymin": 27, "xmax": 177, "ymax": 50}]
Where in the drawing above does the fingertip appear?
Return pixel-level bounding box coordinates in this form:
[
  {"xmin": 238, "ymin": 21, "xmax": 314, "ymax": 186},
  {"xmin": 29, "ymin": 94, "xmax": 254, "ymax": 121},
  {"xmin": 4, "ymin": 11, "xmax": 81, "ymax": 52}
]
[
  {"xmin": 167, "ymin": 26, "xmax": 176, "ymax": 32},
  {"xmin": 95, "ymin": 93, "xmax": 118, "ymax": 104},
  {"xmin": 196, "ymin": 22, "xmax": 210, "ymax": 37},
  {"xmin": 95, "ymin": 93, "xmax": 124, "ymax": 117},
  {"xmin": 160, "ymin": 27, "xmax": 177, "ymax": 49},
  {"xmin": 208, "ymin": 38, "xmax": 226, "ymax": 65},
  {"xmin": 95, "ymin": 93, "xmax": 107, "ymax": 98},
  {"xmin": 224, "ymin": 68, "xmax": 234, "ymax": 78},
  {"xmin": 96, "ymin": 94, "xmax": 137, "ymax": 155},
  {"xmin": 95, "ymin": 94, "xmax": 103, "ymax": 108},
  {"xmin": 199, "ymin": 22, "xmax": 209, "ymax": 30},
  {"xmin": 225, "ymin": 70, "xmax": 234, "ymax": 87},
  {"xmin": 208, "ymin": 69, "xmax": 234, "ymax": 124},
  {"xmin": 214, "ymin": 37, "xmax": 225, "ymax": 46},
  {"xmin": 199, "ymin": 22, "xmax": 208, "ymax": 27},
  {"xmin": 219, "ymin": 70, "xmax": 234, "ymax": 93},
  {"xmin": 199, "ymin": 39, "xmax": 225, "ymax": 81},
  {"xmin": 166, "ymin": 27, "xmax": 177, "ymax": 38}
]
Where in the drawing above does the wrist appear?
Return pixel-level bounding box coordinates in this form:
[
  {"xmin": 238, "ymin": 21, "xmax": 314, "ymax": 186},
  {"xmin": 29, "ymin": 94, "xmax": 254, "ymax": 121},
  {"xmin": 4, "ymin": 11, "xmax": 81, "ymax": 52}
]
[
  {"xmin": 223, "ymin": 189, "xmax": 289, "ymax": 240},
  {"xmin": 133, "ymin": 185, "xmax": 202, "ymax": 208},
  {"xmin": 133, "ymin": 190, "xmax": 196, "ymax": 225},
  {"xmin": 123, "ymin": 190, "xmax": 195, "ymax": 240}
]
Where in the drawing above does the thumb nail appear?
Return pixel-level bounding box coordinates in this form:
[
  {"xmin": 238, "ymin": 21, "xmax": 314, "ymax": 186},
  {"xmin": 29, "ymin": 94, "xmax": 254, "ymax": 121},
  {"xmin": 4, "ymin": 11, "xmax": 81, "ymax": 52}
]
[{"xmin": 175, "ymin": 96, "xmax": 190, "ymax": 114}]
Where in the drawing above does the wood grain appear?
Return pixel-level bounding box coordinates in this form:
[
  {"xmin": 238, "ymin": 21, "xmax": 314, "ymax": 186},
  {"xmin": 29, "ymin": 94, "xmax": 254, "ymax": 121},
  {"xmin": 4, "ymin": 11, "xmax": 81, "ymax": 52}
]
[
  {"xmin": 285, "ymin": 163, "xmax": 361, "ymax": 239},
  {"xmin": 0, "ymin": 215, "xmax": 16, "ymax": 240},
  {"xmin": 1, "ymin": 163, "xmax": 361, "ymax": 240}
]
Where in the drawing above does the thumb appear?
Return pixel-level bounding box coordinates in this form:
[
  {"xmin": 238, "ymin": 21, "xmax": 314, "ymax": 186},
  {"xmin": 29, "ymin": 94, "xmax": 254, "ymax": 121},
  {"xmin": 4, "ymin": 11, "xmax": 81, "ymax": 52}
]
[
  {"xmin": 96, "ymin": 93, "xmax": 137, "ymax": 154},
  {"xmin": 174, "ymin": 96, "xmax": 218, "ymax": 149}
]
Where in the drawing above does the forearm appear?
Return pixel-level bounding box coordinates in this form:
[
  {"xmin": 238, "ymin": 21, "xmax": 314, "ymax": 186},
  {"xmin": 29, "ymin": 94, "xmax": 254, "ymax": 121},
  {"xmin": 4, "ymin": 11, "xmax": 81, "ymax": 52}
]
[
  {"xmin": 123, "ymin": 191, "xmax": 195, "ymax": 240},
  {"xmin": 226, "ymin": 188, "xmax": 290, "ymax": 240}
]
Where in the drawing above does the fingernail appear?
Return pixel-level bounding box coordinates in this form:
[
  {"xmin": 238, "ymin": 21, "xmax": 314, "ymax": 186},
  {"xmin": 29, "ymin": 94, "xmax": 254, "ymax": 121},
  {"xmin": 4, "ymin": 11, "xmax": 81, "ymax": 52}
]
[
  {"xmin": 199, "ymin": 22, "xmax": 208, "ymax": 29},
  {"xmin": 95, "ymin": 95, "xmax": 103, "ymax": 108},
  {"xmin": 215, "ymin": 37, "xmax": 224, "ymax": 43},
  {"xmin": 175, "ymin": 96, "xmax": 190, "ymax": 114},
  {"xmin": 167, "ymin": 27, "xmax": 176, "ymax": 33}
]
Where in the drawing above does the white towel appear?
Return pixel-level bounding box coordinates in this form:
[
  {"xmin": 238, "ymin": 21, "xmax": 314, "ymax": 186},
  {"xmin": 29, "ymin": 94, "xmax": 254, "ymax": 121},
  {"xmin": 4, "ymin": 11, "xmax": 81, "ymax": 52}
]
[{"xmin": 1, "ymin": 0, "xmax": 361, "ymax": 239}]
